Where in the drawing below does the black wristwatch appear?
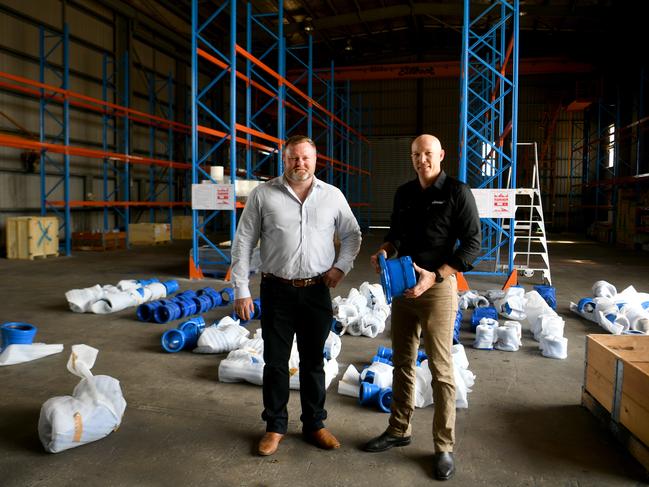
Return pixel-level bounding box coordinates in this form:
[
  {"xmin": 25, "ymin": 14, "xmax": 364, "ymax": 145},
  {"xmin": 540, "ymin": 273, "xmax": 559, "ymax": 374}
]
[{"xmin": 433, "ymin": 269, "xmax": 444, "ymax": 283}]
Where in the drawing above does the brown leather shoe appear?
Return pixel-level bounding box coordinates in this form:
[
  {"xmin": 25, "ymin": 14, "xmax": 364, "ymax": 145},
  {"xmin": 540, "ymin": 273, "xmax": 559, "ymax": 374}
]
[
  {"xmin": 304, "ymin": 428, "xmax": 341, "ymax": 450},
  {"xmin": 258, "ymin": 432, "xmax": 284, "ymax": 456}
]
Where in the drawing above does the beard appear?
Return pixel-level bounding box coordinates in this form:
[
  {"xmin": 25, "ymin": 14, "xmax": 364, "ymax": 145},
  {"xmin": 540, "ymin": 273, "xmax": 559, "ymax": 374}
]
[{"xmin": 286, "ymin": 168, "xmax": 312, "ymax": 182}]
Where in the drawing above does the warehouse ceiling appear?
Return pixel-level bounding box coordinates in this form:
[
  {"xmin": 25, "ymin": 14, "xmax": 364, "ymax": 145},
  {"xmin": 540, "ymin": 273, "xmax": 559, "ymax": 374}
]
[{"xmin": 143, "ymin": 0, "xmax": 632, "ymax": 70}]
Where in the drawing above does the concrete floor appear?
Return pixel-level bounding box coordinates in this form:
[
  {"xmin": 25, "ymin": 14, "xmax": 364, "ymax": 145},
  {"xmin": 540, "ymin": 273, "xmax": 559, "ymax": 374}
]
[{"xmin": 1, "ymin": 232, "xmax": 648, "ymax": 486}]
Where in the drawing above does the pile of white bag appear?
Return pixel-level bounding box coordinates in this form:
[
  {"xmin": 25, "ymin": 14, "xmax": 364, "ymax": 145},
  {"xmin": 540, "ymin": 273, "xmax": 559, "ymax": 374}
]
[
  {"xmin": 65, "ymin": 279, "xmax": 175, "ymax": 314},
  {"xmin": 469, "ymin": 287, "xmax": 567, "ymax": 359},
  {"xmin": 217, "ymin": 327, "xmax": 341, "ymax": 390},
  {"xmin": 338, "ymin": 344, "xmax": 476, "ymax": 409},
  {"xmin": 332, "ymin": 282, "xmax": 391, "ymax": 338},
  {"xmin": 570, "ymin": 280, "xmax": 649, "ymax": 335},
  {"xmin": 38, "ymin": 345, "xmax": 126, "ymax": 453}
]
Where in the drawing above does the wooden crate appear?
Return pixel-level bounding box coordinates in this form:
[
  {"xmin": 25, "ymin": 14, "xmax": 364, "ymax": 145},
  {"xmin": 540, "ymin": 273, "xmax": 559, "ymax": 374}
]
[
  {"xmin": 6, "ymin": 216, "xmax": 59, "ymax": 260},
  {"xmin": 172, "ymin": 216, "xmax": 193, "ymax": 240},
  {"xmin": 583, "ymin": 334, "xmax": 649, "ymax": 471},
  {"xmin": 72, "ymin": 231, "xmax": 126, "ymax": 251},
  {"xmin": 129, "ymin": 223, "xmax": 170, "ymax": 245}
]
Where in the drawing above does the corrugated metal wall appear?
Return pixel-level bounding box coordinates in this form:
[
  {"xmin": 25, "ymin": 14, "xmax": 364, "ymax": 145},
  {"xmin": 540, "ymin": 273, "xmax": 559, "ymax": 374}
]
[{"xmin": 354, "ymin": 74, "xmax": 580, "ymax": 227}]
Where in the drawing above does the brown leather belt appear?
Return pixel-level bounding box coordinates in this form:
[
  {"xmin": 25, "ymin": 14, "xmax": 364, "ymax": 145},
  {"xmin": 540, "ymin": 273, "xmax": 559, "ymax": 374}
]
[{"xmin": 262, "ymin": 273, "xmax": 324, "ymax": 287}]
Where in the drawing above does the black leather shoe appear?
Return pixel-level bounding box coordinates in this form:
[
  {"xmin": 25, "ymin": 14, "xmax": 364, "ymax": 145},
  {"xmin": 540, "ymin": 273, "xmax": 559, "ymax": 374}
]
[
  {"xmin": 362, "ymin": 431, "xmax": 411, "ymax": 452},
  {"xmin": 433, "ymin": 452, "xmax": 455, "ymax": 480}
]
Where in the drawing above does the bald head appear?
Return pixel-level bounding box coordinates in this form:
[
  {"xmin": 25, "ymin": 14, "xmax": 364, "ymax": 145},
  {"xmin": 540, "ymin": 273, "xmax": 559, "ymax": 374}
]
[
  {"xmin": 412, "ymin": 134, "xmax": 443, "ymax": 152},
  {"xmin": 411, "ymin": 134, "xmax": 445, "ymax": 188}
]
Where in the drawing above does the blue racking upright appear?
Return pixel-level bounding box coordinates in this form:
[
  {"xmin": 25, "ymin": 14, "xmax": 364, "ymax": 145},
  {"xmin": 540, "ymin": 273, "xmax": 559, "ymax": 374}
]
[
  {"xmin": 101, "ymin": 52, "xmax": 130, "ymax": 239},
  {"xmin": 459, "ymin": 0, "xmax": 520, "ymax": 279},
  {"xmin": 39, "ymin": 24, "xmax": 71, "ymax": 256}
]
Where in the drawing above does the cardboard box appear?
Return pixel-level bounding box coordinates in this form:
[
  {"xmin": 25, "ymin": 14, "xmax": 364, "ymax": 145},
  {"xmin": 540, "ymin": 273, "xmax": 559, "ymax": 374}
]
[
  {"xmin": 129, "ymin": 223, "xmax": 170, "ymax": 245},
  {"xmin": 584, "ymin": 334, "xmax": 649, "ymax": 447},
  {"xmin": 6, "ymin": 216, "xmax": 59, "ymax": 259},
  {"xmin": 172, "ymin": 216, "xmax": 194, "ymax": 240}
]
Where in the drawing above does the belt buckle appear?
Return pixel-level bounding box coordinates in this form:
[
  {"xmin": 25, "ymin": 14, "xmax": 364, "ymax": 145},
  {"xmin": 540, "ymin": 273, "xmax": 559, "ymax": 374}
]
[{"xmin": 293, "ymin": 278, "xmax": 307, "ymax": 288}]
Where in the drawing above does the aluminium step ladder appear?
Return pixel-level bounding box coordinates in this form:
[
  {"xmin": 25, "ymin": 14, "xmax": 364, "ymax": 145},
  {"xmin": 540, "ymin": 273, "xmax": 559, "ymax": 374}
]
[{"xmin": 504, "ymin": 142, "xmax": 552, "ymax": 285}]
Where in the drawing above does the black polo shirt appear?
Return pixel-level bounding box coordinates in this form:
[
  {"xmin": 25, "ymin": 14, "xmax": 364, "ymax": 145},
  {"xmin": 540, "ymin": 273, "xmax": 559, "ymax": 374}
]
[{"xmin": 384, "ymin": 170, "xmax": 481, "ymax": 273}]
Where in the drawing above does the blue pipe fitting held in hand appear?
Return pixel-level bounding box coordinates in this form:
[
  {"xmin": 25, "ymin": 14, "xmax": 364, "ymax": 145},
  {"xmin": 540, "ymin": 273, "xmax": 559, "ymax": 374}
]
[
  {"xmin": 359, "ymin": 383, "xmax": 393, "ymax": 413},
  {"xmin": 1, "ymin": 322, "xmax": 38, "ymax": 350},
  {"xmin": 233, "ymin": 298, "xmax": 262, "ymax": 325},
  {"xmin": 378, "ymin": 254, "xmax": 417, "ymax": 304}
]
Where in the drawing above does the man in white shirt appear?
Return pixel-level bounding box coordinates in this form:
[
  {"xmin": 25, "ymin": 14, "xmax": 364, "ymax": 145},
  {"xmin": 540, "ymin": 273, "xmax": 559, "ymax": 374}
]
[{"xmin": 231, "ymin": 135, "xmax": 362, "ymax": 456}]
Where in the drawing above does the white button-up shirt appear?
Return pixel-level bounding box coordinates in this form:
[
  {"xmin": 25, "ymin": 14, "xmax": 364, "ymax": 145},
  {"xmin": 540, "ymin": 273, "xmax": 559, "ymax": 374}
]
[{"xmin": 231, "ymin": 175, "xmax": 362, "ymax": 299}]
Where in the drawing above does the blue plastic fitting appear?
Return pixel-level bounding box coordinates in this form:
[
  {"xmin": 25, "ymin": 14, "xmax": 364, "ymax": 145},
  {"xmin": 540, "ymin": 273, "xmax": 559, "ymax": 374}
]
[
  {"xmin": 232, "ymin": 298, "xmax": 262, "ymax": 325},
  {"xmin": 137, "ymin": 278, "xmax": 160, "ymax": 286},
  {"xmin": 154, "ymin": 301, "xmax": 182, "ymax": 324},
  {"xmin": 577, "ymin": 297, "xmax": 595, "ymax": 313},
  {"xmin": 417, "ymin": 349, "xmax": 428, "ymax": 363},
  {"xmin": 453, "ymin": 308, "xmax": 463, "ymax": 345},
  {"xmin": 197, "ymin": 287, "xmax": 222, "ymax": 308},
  {"xmin": 1, "ymin": 322, "xmax": 38, "ymax": 350},
  {"xmin": 361, "ymin": 370, "xmax": 376, "ymax": 384},
  {"xmin": 470, "ymin": 306, "xmax": 498, "ymax": 331},
  {"xmin": 376, "ymin": 345, "xmax": 393, "ymax": 360},
  {"xmin": 378, "ymin": 254, "xmax": 417, "ymax": 304},
  {"xmin": 533, "ymin": 285, "xmax": 557, "ymax": 310},
  {"xmin": 359, "ymin": 383, "xmax": 392, "ymax": 413},
  {"xmin": 136, "ymin": 300, "xmax": 166, "ymax": 322},
  {"xmin": 220, "ymin": 287, "xmax": 235, "ymax": 305},
  {"xmin": 175, "ymin": 298, "xmax": 198, "ymax": 318},
  {"xmin": 162, "ymin": 280, "xmax": 179, "ymax": 295},
  {"xmin": 331, "ymin": 319, "xmax": 345, "ymax": 335},
  {"xmin": 161, "ymin": 316, "xmax": 206, "ymax": 353},
  {"xmin": 370, "ymin": 355, "xmax": 392, "ymax": 365}
]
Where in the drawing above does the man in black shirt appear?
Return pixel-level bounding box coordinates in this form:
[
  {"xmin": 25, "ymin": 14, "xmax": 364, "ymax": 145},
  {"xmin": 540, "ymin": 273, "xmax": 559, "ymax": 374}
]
[{"xmin": 362, "ymin": 134, "xmax": 481, "ymax": 481}]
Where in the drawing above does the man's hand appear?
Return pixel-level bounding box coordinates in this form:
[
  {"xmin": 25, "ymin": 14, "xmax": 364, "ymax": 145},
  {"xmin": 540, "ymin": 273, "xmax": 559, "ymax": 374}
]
[
  {"xmin": 324, "ymin": 267, "xmax": 344, "ymax": 288},
  {"xmin": 403, "ymin": 262, "xmax": 435, "ymax": 298},
  {"xmin": 234, "ymin": 297, "xmax": 254, "ymax": 321},
  {"xmin": 370, "ymin": 249, "xmax": 388, "ymax": 274}
]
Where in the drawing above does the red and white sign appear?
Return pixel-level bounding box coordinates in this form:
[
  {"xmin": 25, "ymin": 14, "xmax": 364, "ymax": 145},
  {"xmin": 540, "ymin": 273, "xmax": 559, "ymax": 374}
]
[
  {"xmin": 471, "ymin": 189, "xmax": 515, "ymax": 219},
  {"xmin": 191, "ymin": 183, "xmax": 234, "ymax": 210}
]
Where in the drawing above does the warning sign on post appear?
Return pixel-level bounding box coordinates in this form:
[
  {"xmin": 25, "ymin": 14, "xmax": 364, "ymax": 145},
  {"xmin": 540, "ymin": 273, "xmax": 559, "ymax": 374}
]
[
  {"xmin": 471, "ymin": 189, "xmax": 515, "ymax": 218},
  {"xmin": 191, "ymin": 184, "xmax": 235, "ymax": 210}
]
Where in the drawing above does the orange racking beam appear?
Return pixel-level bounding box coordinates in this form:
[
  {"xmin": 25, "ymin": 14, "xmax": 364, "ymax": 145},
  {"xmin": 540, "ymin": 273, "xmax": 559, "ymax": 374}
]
[
  {"xmin": 234, "ymin": 45, "xmax": 368, "ymax": 142},
  {"xmin": 0, "ymin": 133, "xmax": 190, "ymax": 170},
  {"xmin": 196, "ymin": 48, "xmax": 346, "ymax": 142},
  {"xmin": 48, "ymin": 201, "xmax": 189, "ymax": 207}
]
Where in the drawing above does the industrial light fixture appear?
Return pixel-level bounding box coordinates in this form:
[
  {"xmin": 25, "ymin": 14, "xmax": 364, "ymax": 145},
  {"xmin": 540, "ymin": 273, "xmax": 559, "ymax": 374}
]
[
  {"xmin": 303, "ymin": 17, "xmax": 314, "ymax": 32},
  {"xmin": 344, "ymin": 38, "xmax": 353, "ymax": 51}
]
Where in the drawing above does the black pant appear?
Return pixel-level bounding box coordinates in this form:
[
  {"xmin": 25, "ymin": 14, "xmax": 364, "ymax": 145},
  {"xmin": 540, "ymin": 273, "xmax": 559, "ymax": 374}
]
[{"xmin": 260, "ymin": 277, "xmax": 332, "ymax": 434}]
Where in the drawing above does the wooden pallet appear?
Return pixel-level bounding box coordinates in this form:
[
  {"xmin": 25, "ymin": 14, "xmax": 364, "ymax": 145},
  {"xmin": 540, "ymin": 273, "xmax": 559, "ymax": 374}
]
[{"xmin": 582, "ymin": 389, "xmax": 649, "ymax": 475}]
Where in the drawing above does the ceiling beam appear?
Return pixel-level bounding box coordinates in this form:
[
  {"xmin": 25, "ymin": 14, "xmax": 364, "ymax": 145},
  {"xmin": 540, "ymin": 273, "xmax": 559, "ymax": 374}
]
[{"xmin": 284, "ymin": 2, "xmax": 610, "ymax": 35}]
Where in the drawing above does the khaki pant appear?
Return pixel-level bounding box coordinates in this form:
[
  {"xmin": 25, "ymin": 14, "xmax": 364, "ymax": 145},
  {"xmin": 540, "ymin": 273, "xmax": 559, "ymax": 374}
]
[{"xmin": 386, "ymin": 275, "xmax": 458, "ymax": 453}]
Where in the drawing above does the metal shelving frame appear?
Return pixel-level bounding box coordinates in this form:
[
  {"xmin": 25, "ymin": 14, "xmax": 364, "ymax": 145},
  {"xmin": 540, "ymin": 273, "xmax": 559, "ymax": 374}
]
[
  {"xmin": 459, "ymin": 0, "xmax": 520, "ymax": 278},
  {"xmin": 189, "ymin": 0, "xmax": 371, "ymax": 278}
]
